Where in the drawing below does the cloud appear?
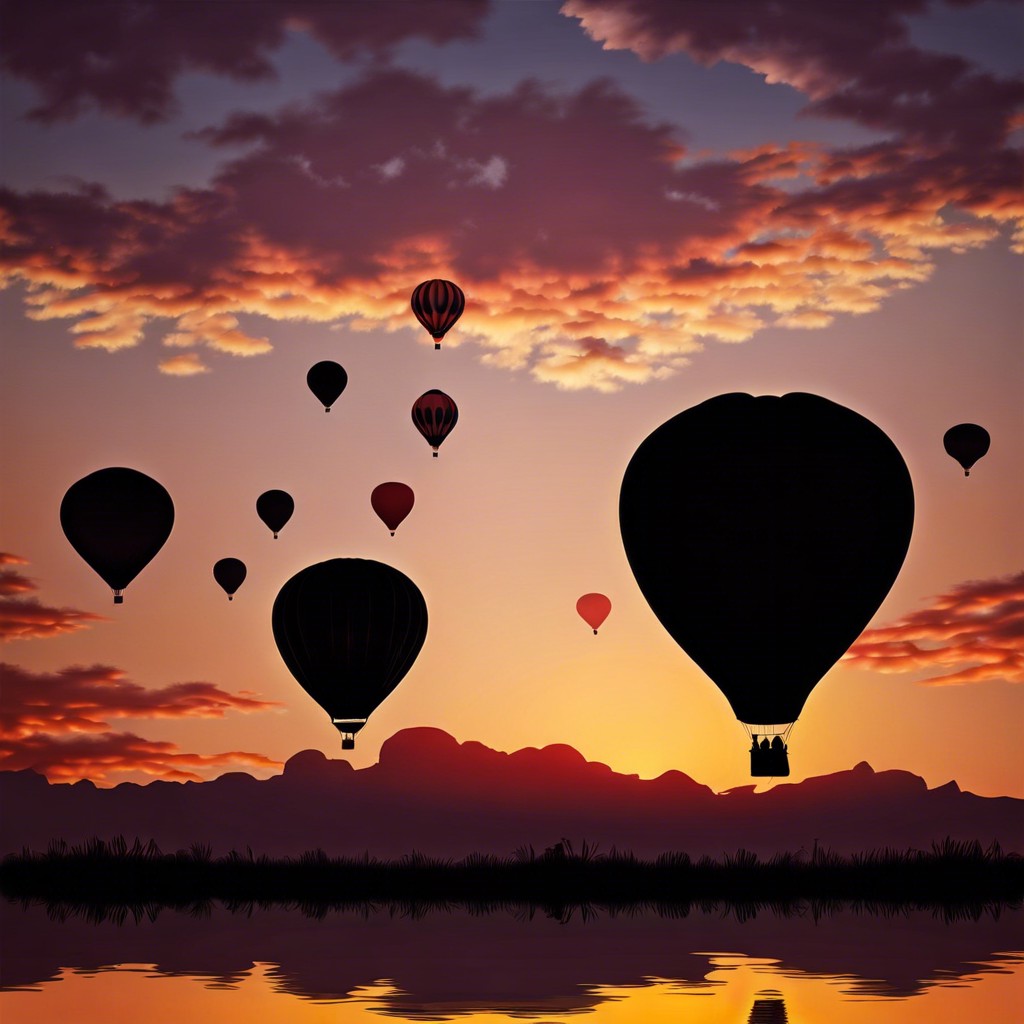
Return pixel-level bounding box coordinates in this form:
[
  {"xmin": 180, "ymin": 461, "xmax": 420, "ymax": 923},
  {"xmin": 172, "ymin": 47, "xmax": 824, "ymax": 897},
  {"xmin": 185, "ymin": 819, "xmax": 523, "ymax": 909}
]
[
  {"xmin": 0, "ymin": 553, "xmax": 105, "ymax": 641},
  {"xmin": 0, "ymin": 662, "xmax": 285, "ymax": 783},
  {"xmin": 2, "ymin": 7, "xmax": 1021, "ymax": 390},
  {"xmin": 158, "ymin": 352, "xmax": 211, "ymax": 376},
  {"xmin": 844, "ymin": 572, "xmax": 1024, "ymax": 685},
  {"xmin": 0, "ymin": 0, "xmax": 488, "ymax": 122},
  {"xmin": 0, "ymin": 732, "xmax": 281, "ymax": 784},
  {"xmin": 0, "ymin": 663, "xmax": 283, "ymax": 737}
]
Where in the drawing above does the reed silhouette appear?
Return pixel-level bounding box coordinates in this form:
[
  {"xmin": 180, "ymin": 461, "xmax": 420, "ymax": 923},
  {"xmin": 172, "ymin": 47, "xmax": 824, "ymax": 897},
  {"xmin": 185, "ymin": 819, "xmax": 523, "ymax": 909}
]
[{"xmin": 3, "ymin": 836, "xmax": 1020, "ymax": 910}]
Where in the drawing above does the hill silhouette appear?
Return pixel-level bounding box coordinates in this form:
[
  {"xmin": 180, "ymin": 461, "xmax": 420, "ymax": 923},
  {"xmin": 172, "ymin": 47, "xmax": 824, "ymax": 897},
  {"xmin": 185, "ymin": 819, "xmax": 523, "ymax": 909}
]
[{"xmin": 2, "ymin": 728, "xmax": 1020, "ymax": 858}]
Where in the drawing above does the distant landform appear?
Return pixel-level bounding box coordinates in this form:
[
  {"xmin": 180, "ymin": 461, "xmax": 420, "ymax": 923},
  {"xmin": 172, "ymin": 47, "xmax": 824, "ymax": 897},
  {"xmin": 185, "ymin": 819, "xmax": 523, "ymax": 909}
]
[{"xmin": 2, "ymin": 728, "xmax": 1021, "ymax": 858}]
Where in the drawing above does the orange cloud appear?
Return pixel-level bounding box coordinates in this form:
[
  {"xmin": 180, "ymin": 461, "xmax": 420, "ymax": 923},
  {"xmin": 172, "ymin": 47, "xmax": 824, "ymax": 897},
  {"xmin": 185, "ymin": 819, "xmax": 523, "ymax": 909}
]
[
  {"xmin": 0, "ymin": 553, "xmax": 105, "ymax": 641},
  {"xmin": 2, "ymin": 6, "xmax": 1021, "ymax": 390},
  {"xmin": 844, "ymin": 572, "xmax": 1024, "ymax": 686},
  {"xmin": 0, "ymin": 663, "xmax": 283, "ymax": 738},
  {"xmin": 0, "ymin": 662, "xmax": 285, "ymax": 784},
  {"xmin": 0, "ymin": 732, "xmax": 281, "ymax": 784}
]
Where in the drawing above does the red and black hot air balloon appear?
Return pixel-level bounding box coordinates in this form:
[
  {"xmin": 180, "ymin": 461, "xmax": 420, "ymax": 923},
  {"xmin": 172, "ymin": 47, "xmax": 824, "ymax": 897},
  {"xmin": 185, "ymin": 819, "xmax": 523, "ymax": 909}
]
[
  {"xmin": 371, "ymin": 482, "xmax": 415, "ymax": 536},
  {"xmin": 257, "ymin": 490, "xmax": 294, "ymax": 538},
  {"xmin": 213, "ymin": 558, "xmax": 247, "ymax": 600},
  {"xmin": 411, "ymin": 279, "xmax": 465, "ymax": 350},
  {"xmin": 620, "ymin": 393, "xmax": 914, "ymax": 778},
  {"xmin": 577, "ymin": 593, "xmax": 612, "ymax": 635},
  {"xmin": 412, "ymin": 389, "xmax": 459, "ymax": 457},
  {"xmin": 306, "ymin": 361, "xmax": 348, "ymax": 412},
  {"xmin": 272, "ymin": 558, "xmax": 428, "ymax": 749},
  {"xmin": 943, "ymin": 423, "xmax": 990, "ymax": 477},
  {"xmin": 60, "ymin": 467, "xmax": 174, "ymax": 604}
]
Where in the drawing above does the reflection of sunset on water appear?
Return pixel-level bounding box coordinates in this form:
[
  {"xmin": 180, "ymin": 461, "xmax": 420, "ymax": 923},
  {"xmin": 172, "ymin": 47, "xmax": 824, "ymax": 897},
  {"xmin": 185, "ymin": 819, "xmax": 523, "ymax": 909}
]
[{"xmin": 3, "ymin": 953, "xmax": 1023, "ymax": 1024}]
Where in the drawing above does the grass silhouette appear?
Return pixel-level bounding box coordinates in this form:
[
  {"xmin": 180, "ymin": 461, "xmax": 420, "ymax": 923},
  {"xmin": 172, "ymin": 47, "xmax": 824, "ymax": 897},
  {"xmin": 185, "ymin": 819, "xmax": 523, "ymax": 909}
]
[{"xmin": 2, "ymin": 836, "xmax": 1021, "ymax": 918}]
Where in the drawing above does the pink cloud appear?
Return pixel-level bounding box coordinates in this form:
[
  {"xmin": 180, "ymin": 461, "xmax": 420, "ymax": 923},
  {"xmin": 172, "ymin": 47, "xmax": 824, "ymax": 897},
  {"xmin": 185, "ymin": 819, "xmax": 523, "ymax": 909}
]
[
  {"xmin": 0, "ymin": 731, "xmax": 281, "ymax": 784},
  {"xmin": 0, "ymin": 0, "xmax": 488, "ymax": 122},
  {"xmin": 0, "ymin": 553, "xmax": 105, "ymax": 641},
  {"xmin": 0, "ymin": 663, "xmax": 283, "ymax": 738},
  {"xmin": 844, "ymin": 572, "xmax": 1024, "ymax": 685},
  {"xmin": 1, "ymin": 18, "xmax": 1020, "ymax": 390},
  {"xmin": 0, "ymin": 662, "xmax": 285, "ymax": 784}
]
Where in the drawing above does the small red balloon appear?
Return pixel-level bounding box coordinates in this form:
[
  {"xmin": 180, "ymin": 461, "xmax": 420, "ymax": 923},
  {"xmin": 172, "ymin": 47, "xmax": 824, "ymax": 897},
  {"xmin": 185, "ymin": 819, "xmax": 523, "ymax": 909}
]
[
  {"xmin": 371, "ymin": 482, "xmax": 415, "ymax": 536},
  {"xmin": 577, "ymin": 593, "xmax": 612, "ymax": 634}
]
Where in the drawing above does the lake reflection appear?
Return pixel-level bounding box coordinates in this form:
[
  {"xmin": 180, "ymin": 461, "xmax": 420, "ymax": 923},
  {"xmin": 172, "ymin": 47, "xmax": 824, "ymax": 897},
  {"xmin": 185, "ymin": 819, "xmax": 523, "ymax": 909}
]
[{"xmin": 2, "ymin": 902, "xmax": 1021, "ymax": 1022}]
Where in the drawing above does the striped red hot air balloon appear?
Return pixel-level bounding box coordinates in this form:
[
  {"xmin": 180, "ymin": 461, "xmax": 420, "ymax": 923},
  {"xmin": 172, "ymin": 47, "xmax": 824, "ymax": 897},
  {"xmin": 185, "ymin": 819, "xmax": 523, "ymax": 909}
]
[
  {"xmin": 412, "ymin": 390, "xmax": 459, "ymax": 457},
  {"xmin": 411, "ymin": 279, "xmax": 465, "ymax": 350}
]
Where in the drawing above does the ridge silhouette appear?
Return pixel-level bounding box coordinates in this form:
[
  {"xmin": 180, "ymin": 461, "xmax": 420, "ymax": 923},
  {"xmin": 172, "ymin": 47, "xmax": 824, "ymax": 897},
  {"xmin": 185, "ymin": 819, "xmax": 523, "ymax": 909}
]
[{"xmin": 2, "ymin": 728, "xmax": 1019, "ymax": 859}]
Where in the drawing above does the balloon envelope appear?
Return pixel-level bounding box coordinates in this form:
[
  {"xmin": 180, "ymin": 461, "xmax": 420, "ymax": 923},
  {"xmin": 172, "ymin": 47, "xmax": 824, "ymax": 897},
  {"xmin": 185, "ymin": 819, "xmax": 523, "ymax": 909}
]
[
  {"xmin": 272, "ymin": 558, "xmax": 428, "ymax": 747},
  {"xmin": 411, "ymin": 279, "xmax": 465, "ymax": 349},
  {"xmin": 60, "ymin": 467, "xmax": 174, "ymax": 603},
  {"xmin": 619, "ymin": 392, "xmax": 914, "ymax": 727},
  {"xmin": 412, "ymin": 390, "xmax": 459, "ymax": 456},
  {"xmin": 213, "ymin": 557, "xmax": 247, "ymax": 600},
  {"xmin": 577, "ymin": 593, "xmax": 612, "ymax": 634},
  {"xmin": 943, "ymin": 423, "xmax": 990, "ymax": 476},
  {"xmin": 371, "ymin": 482, "xmax": 415, "ymax": 535},
  {"xmin": 306, "ymin": 361, "xmax": 348, "ymax": 412},
  {"xmin": 257, "ymin": 490, "xmax": 294, "ymax": 538}
]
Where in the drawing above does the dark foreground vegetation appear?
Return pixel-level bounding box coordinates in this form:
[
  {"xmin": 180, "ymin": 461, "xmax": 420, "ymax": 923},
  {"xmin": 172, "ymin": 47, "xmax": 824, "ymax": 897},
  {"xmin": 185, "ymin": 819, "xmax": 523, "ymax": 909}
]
[{"xmin": 2, "ymin": 837, "xmax": 1021, "ymax": 922}]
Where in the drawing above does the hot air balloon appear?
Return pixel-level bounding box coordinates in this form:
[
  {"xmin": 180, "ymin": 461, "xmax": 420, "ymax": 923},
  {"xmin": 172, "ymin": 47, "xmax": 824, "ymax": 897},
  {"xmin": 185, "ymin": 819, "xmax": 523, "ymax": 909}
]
[
  {"xmin": 213, "ymin": 557, "xmax": 247, "ymax": 600},
  {"xmin": 412, "ymin": 389, "xmax": 459, "ymax": 457},
  {"xmin": 577, "ymin": 593, "xmax": 611, "ymax": 634},
  {"xmin": 257, "ymin": 490, "xmax": 294, "ymax": 538},
  {"xmin": 619, "ymin": 393, "xmax": 914, "ymax": 778},
  {"xmin": 272, "ymin": 558, "xmax": 428, "ymax": 749},
  {"xmin": 307, "ymin": 360, "xmax": 348, "ymax": 412},
  {"xmin": 60, "ymin": 467, "xmax": 174, "ymax": 604},
  {"xmin": 371, "ymin": 482, "xmax": 415, "ymax": 536},
  {"xmin": 943, "ymin": 423, "xmax": 990, "ymax": 476},
  {"xmin": 411, "ymin": 279, "xmax": 465, "ymax": 350}
]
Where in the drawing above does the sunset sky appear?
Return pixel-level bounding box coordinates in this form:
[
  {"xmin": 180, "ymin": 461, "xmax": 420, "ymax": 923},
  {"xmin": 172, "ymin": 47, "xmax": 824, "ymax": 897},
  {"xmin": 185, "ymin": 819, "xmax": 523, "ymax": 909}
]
[{"xmin": 1, "ymin": 0, "xmax": 1021, "ymax": 799}]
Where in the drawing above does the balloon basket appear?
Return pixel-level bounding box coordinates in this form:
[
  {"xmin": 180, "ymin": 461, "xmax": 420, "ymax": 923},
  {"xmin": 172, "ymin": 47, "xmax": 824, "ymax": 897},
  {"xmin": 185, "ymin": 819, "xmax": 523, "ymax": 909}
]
[
  {"xmin": 113, "ymin": 594, "xmax": 124, "ymax": 605},
  {"xmin": 434, "ymin": 341, "xmax": 441, "ymax": 350}
]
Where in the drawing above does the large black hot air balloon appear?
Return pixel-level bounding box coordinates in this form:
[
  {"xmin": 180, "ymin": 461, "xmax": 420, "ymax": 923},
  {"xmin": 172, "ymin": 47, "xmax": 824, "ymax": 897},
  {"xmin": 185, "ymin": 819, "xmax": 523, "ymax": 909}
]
[
  {"xmin": 411, "ymin": 279, "xmax": 465, "ymax": 350},
  {"xmin": 306, "ymin": 360, "xmax": 348, "ymax": 412},
  {"xmin": 412, "ymin": 389, "xmax": 459, "ymax": 456},
  {"xmin": 272, "ymin": 558, "xmax": 428, "ymax": 749},
  {"xmin": 213, "ymin": 557, "xmax": 247, "ymax": 600},
  {"xmin": 60, "ymin": 467, "xmax": 174, "ymax": 603},
  {"xmin": 943, "ymin": 423, "xmax": 990, "ymax": 476},
  {"xmin": 257, "ymin": 490, "xmax": 294, "ymax": 538},
  {"xmin": 619, "ymin": 393, "xmax": 914, "ymax": 778}
]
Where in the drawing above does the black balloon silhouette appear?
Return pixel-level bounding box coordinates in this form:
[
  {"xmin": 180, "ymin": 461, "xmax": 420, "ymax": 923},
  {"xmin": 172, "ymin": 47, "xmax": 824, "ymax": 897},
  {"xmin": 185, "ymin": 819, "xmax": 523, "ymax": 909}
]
[
  {"xmin": 272, "ymin": 558, "xmax": 428, "ymax": 749},
  {"xmin": 257, "ymin": 490, "xmax": 294, "ymax": 538},
  {"xmin": 411, "ymin": 279, "xmax": 465, "ymax": 350},
  {"xmin": 748, "ymin": 997, "xmax": 789, "ymax": 1023},
  {"xmin": 213, "ymin": 558, "xmax": 247, "ymax": 600},
  {"xmin": 620, "ymin": 393, "xmax": 914, "ymax": 776},
  {"xmin": 412, "ymin": 389, "xmax": 459, "ymax": 457},
  {"xmin": 60, "ymin": 467, "xmax": 174, "ymax": 603},
  {"xmin": 306, "ymin": 361, "xmax": 348, "ymax": 412},
  {"xmin": 943, "ymin": 423, "xmax": 990, "ymax": 476}
]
